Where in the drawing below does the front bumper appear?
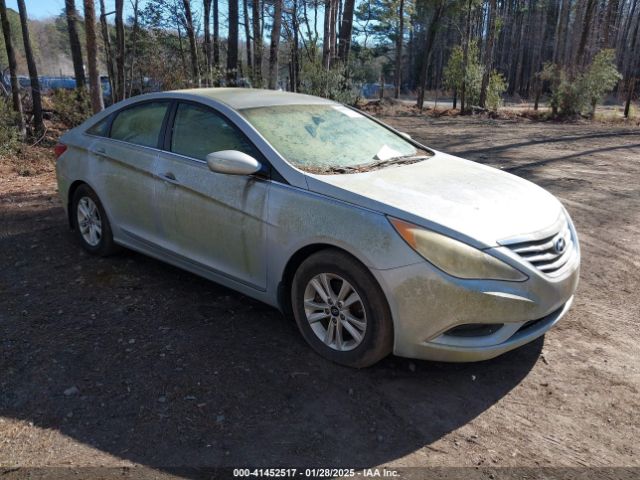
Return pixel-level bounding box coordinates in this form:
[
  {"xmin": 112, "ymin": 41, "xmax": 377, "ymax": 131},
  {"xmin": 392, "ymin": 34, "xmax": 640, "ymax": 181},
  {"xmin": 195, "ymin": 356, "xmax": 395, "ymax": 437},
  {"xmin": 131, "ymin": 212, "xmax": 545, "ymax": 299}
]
[
  {"xmin": 372, "ymin": 247, "xmax": 580, "ymax": 362},
  {"xmin": 408, "ymin": 298, "xmax": 572, "ymax": 362}
]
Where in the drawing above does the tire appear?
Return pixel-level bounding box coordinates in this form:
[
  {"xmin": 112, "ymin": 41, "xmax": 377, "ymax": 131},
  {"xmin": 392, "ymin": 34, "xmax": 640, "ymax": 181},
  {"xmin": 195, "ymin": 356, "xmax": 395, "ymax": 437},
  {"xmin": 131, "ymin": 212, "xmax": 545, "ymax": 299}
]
[
  {"xmin": 291, "ymin": 249, "xmax": 393, "ymax": 368},
  {"xmin": 71, "ymin": 184, "xmax": 119, "ymax": 257}
]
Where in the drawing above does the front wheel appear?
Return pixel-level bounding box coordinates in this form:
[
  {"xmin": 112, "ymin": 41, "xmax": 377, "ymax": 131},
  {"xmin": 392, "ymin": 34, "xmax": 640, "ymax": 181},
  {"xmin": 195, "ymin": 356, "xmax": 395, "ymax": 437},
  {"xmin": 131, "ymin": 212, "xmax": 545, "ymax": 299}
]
[{"xmin": 291, "ymin": 249, "xmax": 393, "ymax": 368}]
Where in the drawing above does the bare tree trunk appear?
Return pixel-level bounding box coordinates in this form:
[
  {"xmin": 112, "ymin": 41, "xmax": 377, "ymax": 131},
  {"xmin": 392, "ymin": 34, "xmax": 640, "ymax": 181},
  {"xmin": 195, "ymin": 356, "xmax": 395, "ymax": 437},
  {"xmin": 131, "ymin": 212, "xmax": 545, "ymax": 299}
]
[
  {"xmin": 301, "ymin": 0, "xmax": 314, "ymax": 51},
  {"xmin": 479, "ymin": 0, "xmax": 496, "ymax": 108},
  {"xmin": 613, "ymin": 0, "xmax": 626, "ymax": 49},
  {"xmin": 624, "ymin": 77, "xmax": 636, "ymax": 118},
  {"xmin": 434, "ymin": 28, "xmax": 443, "ymax": 92},
  {"xmin": 553, "ymin": 0, "xmax": 571, "ymax": 65},
  {"xmin": 313, "ymin": 0, "xmax": 319, "ymax": 42},
  {"xmin": 65, "ymin": 0, "xmax": 86, "ymax": 89},
  {"xmin": 577, "ymin": 0, "xmax": 597, "ymax": 67},
  {"xmin": 128, "ymin": 0, "xmax": 140, "ymax": 96},
  {"xmin": 252, "ymin": 0, "xmax": 263, "ymax": 86},
  {"xmin": 261, "ymin": 0, "xmax": 265, "ymax": 40},
  {"xmin": 416, "ymin": 1, "xmax": 445, "ymax": 110},
  {"xmin": 506, "ymin": 5, "xmax": 520, "ymax": 93},
  {"xmin": 243, "ymin": 0, "xmax": 252, "ymax": 77},
  {"xmin": 115, "ymin": 0, "xmax": 125, "ymax": 101},
  {"xmin": 177, "ymin": 25, "xmax": 187, "ymax": 73},
  {"xmin": 227, "ymin": 0, "xmax": 239, "ymax": 84},
  {"xmin": 603, "ymin": 0, "xmax": 620, "ymax": 47},
  {"xmin": 497, "ymin": 1, "xmax": 510, "ymax": 69},
  {"xmin": 0, "ymin": 0, "xmax": 25, "ymax": 135},
  {"xmin": 552, "ymin": 0, "xmax": 563, "ymax": 64},
  {"xmin": 213, "ymin": 0, "xmax": 220, "ymax": 67},
  {"xmin": 268, "ymin": 0, "xmax": 282, "ymax": 89},
  {"xmin": 203, "ymin": 0, "xmax": 212, "ymax": 84},
  {"xmin": 393, "ymin": 0, "xmax": 404, "ymax": 99},
  {"xmin": 182, "ymin": 0, "xmax": 201, "ymax": 86},
  {"xmin": 329, "ymin": 0, "xmax": 338, "ymax": 66},
  {"xmin": 550, "ymin": 0, "xmax": 571, "ymax": 115},
  {"xmin": 291, "ymin": 0, "xmax": 300, "ymax": 91},
  {"xmin": 322, "ymin": 0, "xmax": 332, "ymax": 69},
  {"xmin": 99, "ymin": 0, "xmax": 115, "ymax": 103},
  {"xmin": 531, "ymin": 1, "xmax": 547, "ymax": 109},
  {"xmin": 16, "ymin": 0, "xmax": 44, "ymax": 135},
  {"xmin": 513, "ymin": 0, "xmax": 530, "ymax": 96},
  {"xmin": 624, "ymin": 1, "xmax": 640, "ymax": 117},
  {"xmin": 460, "ymin": 0, "xmax": 472, "ymax": 114},
  {"xmin": 621, "ymin": 0, "xmax": 638, "ymax": 49},
  {"xmin": 337, "ymin": 0, "xmax": 355, "ymax": 63},
  {"xmin": 621, "ymin": 0, "xmax": 639, "ymax": 98},
  {"xmin": 408, "ymin": 19, "xmax": 414, "ymax": 90},
  {"xmin": 83, "ymin": 0, "xmax": 103, "ymax": 113}
]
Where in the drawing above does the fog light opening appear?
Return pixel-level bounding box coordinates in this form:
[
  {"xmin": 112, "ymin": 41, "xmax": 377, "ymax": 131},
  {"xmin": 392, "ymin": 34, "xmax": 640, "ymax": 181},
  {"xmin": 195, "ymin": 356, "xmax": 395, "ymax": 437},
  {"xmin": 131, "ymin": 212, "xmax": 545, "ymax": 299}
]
[{"xmin": 443, "ymin": 323, "xmax": 505, "ymax": 338}]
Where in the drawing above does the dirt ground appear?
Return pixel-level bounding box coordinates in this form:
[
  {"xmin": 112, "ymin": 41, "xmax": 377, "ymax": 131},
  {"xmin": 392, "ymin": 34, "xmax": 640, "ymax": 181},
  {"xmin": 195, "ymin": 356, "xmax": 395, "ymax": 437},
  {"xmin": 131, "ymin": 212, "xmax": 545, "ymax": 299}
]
[{"xmin": 1, "ymin": 114, "xmax": 639, "ymax": 478}]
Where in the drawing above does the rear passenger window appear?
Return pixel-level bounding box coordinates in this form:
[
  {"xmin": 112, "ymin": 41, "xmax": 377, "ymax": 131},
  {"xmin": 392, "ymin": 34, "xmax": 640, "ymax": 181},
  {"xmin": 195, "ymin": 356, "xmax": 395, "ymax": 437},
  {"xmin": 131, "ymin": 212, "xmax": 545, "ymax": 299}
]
[
  {"xmin": 170, "ymin": 103, "xmax": 258, "ymax": 161},
  {"xmin": 110, "ymin": 101, "xmax": 169, "ymax": 148},
  {"xmin": 86, "ymin": 115, "xmax": 111, "ymax": 136}
]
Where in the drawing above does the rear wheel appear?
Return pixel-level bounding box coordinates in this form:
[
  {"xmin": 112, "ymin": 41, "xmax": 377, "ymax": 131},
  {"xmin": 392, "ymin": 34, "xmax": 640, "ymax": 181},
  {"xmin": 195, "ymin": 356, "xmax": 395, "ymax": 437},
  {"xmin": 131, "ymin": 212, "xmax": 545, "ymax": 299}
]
[
  {"xmin": 291, "ymin": 249, "xmax": 393, "ymax": 368},
  {"xmin": 71, "ymin": 184, "xmax": 119, "ymax": 256}
]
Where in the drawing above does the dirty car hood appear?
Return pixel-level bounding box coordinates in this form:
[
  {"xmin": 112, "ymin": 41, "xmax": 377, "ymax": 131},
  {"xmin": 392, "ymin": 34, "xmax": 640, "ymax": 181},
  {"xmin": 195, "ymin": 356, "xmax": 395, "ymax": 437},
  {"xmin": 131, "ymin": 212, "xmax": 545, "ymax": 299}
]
[{"xmin": 305, "ymin": 151, "xmax": 563, "ymax": 248}]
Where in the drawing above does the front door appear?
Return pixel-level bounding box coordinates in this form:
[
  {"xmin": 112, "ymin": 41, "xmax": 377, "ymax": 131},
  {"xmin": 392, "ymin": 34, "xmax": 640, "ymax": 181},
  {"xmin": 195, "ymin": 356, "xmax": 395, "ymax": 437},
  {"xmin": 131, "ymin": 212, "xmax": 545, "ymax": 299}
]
[{"xmin": 154, "ymin": 101, "xmax": 270, "ymax": 290}]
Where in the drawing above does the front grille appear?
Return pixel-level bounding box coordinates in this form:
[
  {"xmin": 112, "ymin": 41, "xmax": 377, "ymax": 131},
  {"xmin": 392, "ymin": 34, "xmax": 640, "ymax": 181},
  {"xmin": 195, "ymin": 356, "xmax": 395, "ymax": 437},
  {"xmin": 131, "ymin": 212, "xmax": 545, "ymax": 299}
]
[{"xmin": 505, "ymin": 220, "xmax": 575, "ymax": 276}]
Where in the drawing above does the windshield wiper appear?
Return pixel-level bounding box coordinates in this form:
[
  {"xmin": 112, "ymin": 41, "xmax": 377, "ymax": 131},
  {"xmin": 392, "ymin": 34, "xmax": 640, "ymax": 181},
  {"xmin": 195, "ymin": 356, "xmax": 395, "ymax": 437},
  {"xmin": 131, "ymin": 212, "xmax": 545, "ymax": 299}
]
[
  {"xmin": 324, "ymin": 165, "xmax": 361, "ymax": 174},
  {"xmin": 319, "ymin": 154, "xmax": 430, "ymax": 175},
  {"xmin": 357, "ymin": 154, "xmax": 431, "ymax": 170}
]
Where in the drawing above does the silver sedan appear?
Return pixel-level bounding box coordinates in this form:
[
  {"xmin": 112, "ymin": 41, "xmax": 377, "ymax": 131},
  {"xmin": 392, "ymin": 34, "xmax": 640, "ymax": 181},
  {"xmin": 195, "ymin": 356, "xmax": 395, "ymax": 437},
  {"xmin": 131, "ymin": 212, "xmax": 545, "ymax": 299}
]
[{"xmin": 55, "ymin": 88, "xmax": 580, "ymax": 367}]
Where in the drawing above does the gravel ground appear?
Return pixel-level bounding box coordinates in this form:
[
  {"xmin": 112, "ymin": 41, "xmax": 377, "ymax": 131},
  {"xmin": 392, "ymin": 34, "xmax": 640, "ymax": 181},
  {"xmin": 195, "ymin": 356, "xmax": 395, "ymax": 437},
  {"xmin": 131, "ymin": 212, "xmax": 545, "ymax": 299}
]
[{"xmin": 1, "ymin": 115, "xmax": 639, "ymax": 479}]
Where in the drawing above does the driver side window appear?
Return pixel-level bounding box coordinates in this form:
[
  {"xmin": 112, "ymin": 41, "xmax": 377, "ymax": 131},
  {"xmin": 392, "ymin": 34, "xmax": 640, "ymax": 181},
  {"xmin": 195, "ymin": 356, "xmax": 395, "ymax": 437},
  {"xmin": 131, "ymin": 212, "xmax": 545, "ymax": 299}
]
[{"xmin": 170, "ymin": 103, "xmax": 258, "ymax": 161}]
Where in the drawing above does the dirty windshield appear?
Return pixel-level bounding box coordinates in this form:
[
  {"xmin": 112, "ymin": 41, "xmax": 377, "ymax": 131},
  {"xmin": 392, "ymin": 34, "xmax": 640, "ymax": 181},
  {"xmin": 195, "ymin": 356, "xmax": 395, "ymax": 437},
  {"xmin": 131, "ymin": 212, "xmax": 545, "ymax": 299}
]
[{"xmin": 240, "ymin": 104, "xmax": 431, "ymax": 174}]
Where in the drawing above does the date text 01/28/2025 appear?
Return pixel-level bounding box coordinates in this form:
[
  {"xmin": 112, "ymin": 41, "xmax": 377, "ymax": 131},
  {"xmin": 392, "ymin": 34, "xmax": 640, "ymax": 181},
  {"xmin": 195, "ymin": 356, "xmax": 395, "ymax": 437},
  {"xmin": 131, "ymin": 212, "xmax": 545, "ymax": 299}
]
[{"xmin": 233, "ymin": 468, "xmax": 400, "ymax": 478}]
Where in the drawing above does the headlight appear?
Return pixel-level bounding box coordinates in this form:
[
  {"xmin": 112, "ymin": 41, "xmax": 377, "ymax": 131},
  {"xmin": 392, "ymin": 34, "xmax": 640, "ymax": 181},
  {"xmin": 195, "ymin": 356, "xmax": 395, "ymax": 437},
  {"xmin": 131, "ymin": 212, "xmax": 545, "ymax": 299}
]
[{"xmin": 389, "ymin": 217, "xmax": 527, "ymax": 281}]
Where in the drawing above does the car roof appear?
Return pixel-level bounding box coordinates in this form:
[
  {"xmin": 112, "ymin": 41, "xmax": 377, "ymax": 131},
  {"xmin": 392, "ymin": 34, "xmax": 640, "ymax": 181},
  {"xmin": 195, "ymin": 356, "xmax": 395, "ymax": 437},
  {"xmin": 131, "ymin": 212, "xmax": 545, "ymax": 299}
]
[{"xmin": 166, "ymin": 87, "xmax": 338, "ymax": 110}]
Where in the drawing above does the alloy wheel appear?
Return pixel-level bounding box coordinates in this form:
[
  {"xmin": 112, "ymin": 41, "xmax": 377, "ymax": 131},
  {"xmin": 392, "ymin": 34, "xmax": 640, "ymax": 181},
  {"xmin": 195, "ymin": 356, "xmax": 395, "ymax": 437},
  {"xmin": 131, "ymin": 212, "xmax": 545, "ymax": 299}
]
[
  {"xmin": 76, "ymin": 196, "xmax": 102, "ymax": 247},
  {"xmin": 303, "ymin": 273, "xmax": 367, "ymax": 351}
]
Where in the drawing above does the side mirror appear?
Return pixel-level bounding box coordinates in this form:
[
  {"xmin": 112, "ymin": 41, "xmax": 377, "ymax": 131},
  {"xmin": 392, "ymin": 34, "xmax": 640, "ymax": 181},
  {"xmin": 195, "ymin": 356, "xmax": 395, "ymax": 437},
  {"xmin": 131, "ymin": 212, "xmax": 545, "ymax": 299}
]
[
  {"xmin": 206, "ymin": 150, "xmax": 262, "ymax": 175},
  {"xmin": 399, "ymin": 132, "xmax": 412, "ymax": 140}
]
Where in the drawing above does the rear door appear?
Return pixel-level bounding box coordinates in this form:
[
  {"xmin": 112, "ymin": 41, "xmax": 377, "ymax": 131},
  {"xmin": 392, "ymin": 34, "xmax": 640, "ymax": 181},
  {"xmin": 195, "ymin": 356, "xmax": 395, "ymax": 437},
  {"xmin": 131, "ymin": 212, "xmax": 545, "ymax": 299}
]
[
  {"xmin": 89, "ymin": 100, "xmax": 171, "ymax": 246},
  {"xmin": 154, "ymin": 101, "xmax": 270, "ymax": 290}
]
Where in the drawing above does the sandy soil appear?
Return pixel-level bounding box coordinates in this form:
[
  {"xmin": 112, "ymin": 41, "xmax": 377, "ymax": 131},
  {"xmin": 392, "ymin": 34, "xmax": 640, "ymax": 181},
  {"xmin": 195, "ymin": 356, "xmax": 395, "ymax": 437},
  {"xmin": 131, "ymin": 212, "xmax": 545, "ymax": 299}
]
[{"xmin": 0, "ymin": 115, "xmax": 639, "ymax": 478}]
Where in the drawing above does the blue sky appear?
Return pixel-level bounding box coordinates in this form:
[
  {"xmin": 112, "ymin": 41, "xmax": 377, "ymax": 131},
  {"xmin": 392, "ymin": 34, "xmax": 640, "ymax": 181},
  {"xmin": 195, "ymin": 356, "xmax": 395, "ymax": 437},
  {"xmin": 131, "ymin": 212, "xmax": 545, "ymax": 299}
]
[
  {"xmin": 6, "ymin": 0, "xmax": 64, "ymax": 18},
  {"xmin": 7, "ymin": 0, "xmax": 302, "ymax": 41},
  {"xmin": 6, "ymin": 0, "xmax": 236, "ymax": 33},
  {"xmin": 9, "ymin": 0, "xmax": 329, "ymax": 43},
  {"xmin": 6, "ymin": 0, "xmax": 142, "ymax": 20}
]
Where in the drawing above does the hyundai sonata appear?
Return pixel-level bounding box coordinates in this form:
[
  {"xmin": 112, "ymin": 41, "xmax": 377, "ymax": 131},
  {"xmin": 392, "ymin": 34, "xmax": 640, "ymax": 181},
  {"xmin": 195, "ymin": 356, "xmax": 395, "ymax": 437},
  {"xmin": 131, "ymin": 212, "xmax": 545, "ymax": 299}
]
[{"xmin": 55, "ymin": 88, "xmax": 580, "ymax": 367}]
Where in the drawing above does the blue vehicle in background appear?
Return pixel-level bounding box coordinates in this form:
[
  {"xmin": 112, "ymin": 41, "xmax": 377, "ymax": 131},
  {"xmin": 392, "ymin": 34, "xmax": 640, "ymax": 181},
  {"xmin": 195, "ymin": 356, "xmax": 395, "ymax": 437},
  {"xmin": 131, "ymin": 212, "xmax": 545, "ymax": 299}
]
[
  {"xmin": 2, "ymin": 69, "xmax": 113, "ymax": 105},
  {"xmin": 360, "ymin": 82, "xmax": 397, "ymax": 99},
  {"xmin": 18, "ymin": 75, "xmax": 113, "ymax": 105}
]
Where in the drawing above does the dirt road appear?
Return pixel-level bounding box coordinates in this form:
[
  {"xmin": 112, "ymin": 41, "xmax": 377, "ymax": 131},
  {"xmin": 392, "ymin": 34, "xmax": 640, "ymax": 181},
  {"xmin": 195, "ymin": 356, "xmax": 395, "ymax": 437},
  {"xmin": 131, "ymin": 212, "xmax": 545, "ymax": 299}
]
[{"xmin": 1, "ymin": 115, "xmax": 638, "ymax": 477}]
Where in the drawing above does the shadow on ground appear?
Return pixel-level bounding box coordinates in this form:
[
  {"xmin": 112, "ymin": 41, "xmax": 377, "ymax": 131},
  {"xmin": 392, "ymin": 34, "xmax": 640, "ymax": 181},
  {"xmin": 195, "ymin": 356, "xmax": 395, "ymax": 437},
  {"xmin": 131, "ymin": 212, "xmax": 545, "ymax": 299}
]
[{"xmin": 0, "ymin": 199, "xmax": 542, "ymax": 473}]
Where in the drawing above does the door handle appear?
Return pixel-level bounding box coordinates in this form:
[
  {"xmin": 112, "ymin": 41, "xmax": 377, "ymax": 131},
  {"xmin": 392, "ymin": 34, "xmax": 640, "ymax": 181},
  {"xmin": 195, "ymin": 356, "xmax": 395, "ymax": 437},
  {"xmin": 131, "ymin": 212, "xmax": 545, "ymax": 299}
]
[
  {"xmin": 90, "ymin": 146, "xmax": 107, "ymax": 156},
  {"xmin": 161, "ymin": 172, "xmax": 179, "ymax": 184}
]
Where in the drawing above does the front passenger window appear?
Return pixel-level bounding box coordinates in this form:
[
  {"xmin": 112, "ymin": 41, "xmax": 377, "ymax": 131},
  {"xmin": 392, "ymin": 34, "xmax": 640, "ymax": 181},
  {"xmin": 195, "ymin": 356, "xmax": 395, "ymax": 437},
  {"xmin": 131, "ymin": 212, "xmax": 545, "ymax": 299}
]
[
  {"xmin": 171, "ymin": 103, "xmax": 258, "ymax": 161},
  {"xmin": 110, "ymin": 101, "xmax": 169, "ymax": 148}
]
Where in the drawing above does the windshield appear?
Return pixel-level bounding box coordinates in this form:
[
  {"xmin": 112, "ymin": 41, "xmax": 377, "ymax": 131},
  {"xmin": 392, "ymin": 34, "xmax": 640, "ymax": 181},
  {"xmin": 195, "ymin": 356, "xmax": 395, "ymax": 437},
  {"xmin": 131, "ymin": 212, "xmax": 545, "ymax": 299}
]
[{"xmin": 240, "ymin": 104, "xmax": 431, "ymax": 173}]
